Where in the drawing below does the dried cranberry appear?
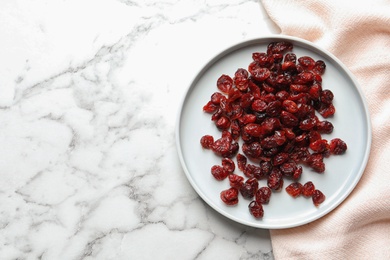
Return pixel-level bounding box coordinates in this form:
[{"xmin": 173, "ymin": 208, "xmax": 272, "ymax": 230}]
[
  {"xmin": 251, "ymin": 99, "xmax": 267, "ymax": 112},
  {"xmin": 312, "ymin": 189, "xmax": 326, "ymax": 206},
  {"xmin": 211, "ymin": 165, "xmax": 229, "ymax": 180},
  {"xmin": 280, "ymin": 111, "xmax": 299, "ymax": 127},
  {"xmin": 273, "ymin": 152, "xmax": 289, "ymax": 166},
  {"xmin": 280, "ymin": 162, "xmax": 297, "ymax": 177},
  {"xmin": 217, "ymin": 74, "xmax": 233, "ymax": 93},
  {"xmin": 215, "ymin": 116, "xmax": 231, "ymax": 130},
  {"xmin": 285, "ymin": 182, "xmax": 303, "ymax": 198},
  {"xmin": 201, "ymin": 41, "xmax": 347, "ymax": 219},
  {"xmin": 234, "ymin": 68, "xmax": 249, "ymax": 91},
  {"xmin": 282, "ymin": 61, "xmax": 297, "ymax": 72},
  {"xmin": 240, "ymin": 178, "xmax": 258, "ymax": 199},
  {"xmin": 314, "ymin": 60, "xmax": 326, "ymax": 75},
  {"xmin": 256, "ymin": 187, "xmax": 272, "ymax": 204},
  {"xmin": 236, "ymin": 153, "xmax": 247, "ymax": 171},
  {"xmin": 220, "ymin": 187, "xmax": 239, "ymax": 205},
  {"xmin": 292, "ymin": 165, "xmax": 303, "ymax": 180},
  {"xmin": 248, "ymin": 201, "xmax": 264, "ymax": 218},
  {"xmin": 222, "ymin": 158, "xmax": 235, "ymax": 173},
  {"xmin": 248, "ymin": 62, "xmax": 271, "ymax": 81},
  {"xmin": 284, "ymin": 52, "xmax": 296, "ymax": 63},
  {"xmin": 298, "ymin": 56, "xmax": 315, "ymax": 70},
  {"xmin": 210, "ymin": 92, "xmax": 224, "ymax": 105},
  {"xmin": 266, "ymin": 100, "xmax": 282, "ymax": 117},
  {"xmin": 268, "ymin": 41, "xmax": 293, "ymax": 54},
  {"xmin": 228, "ymin": 174, "xmax": 244, "ymax": 189},
  {"xmin": 252, "ymin": 52, "xmax": 273, "ymax": 67},
  {"xmin": 316, "ymin": 120, "xmax": 334, "ymax": 134},
  {"xmin": 282, "ymin": 100, "xmax": 298, "ymax": 113},
  {"xmin": 302, "ymin": 181, "xmax": 316, "ymax": 197},
  {"xmin": 240, "ymin": 93, "xmax": 254, "ymax": 108},
  {"xmin": 309, "ymin": 139, "xmax": 329, "ymax": 153},
  {"xmin": 242, "ymin": 142, "xmax": 262, "ymax": 159},
  {"xmin": 329, "ymin": 138, "xmax": 347, "ymax": 155},
  {"xmin": 320, "ymin": 89, "xmax": 334, "ymax": 105},
  {"xmin": 299, "ymin": 117, "xmax": 317, "ymax": 131},
  {"xmin": 308, "ymin": 155, "xmax": 325, "ymax": 173},
  {"xmin": 200, "ymin": 135, "xmax": 214, "ymax": 149},
  {"xmin": 239, "ymin": 114, "xmax": 257, "ymax": 125},
  {"xmin": 245, "ymin": 164, "xmax": 264, "ymax": 179},
  {"xmin": 308, "ymin": 130, "xmax": 322, "ymax": 143},
  {"xmin": 203, "ymin": 101, "xmax": 218, "ymax": 113},
  {"xmin": 260, "ymin": 161, "xmax": 272, "ymax": 176},
  {"xmin": 318, "ymin": 103, "xmax": 335, "ymax": 118},
  {"xmin": 267, "ymin": 171, "xmax": 284, "ymax": 191}
]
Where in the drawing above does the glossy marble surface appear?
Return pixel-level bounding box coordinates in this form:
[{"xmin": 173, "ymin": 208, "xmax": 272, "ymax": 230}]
[{"xmin": 0, "ymin": 0, "xmax": 280, "ymax": 259}]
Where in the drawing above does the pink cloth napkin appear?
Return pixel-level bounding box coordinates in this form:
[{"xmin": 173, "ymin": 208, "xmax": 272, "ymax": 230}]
[{"xmin": 262, "ymin": 0, "xmax": 390, "ymax": 259}]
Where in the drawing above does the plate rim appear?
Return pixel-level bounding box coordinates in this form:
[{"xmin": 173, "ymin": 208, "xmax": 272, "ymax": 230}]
[{"xmin": 175, "ymin": 34, "xmax": 372, "ymax": 229}]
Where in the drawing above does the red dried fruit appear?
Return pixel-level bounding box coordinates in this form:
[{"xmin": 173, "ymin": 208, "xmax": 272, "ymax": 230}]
[
  {"xmin": 282, "ymin": 61, "xmax": 297, "ymax": 72},
  {"xmin": 298, "ymin": 56, "xmax": 315, "ymax": 70},
  {"xmin": 251, "ymin": 99, "xmax": 267, "ymax": 112},
  {"xmin": 200, "ymin": 135, "xmax": 214, "ymax": 149},
  {"xmin": 308, "ymin": 130, "xmax": 322, "ymax": 143},
  {"xmin": 256, "ymin": 187, "xmax": 272, "ymax": 204},
  {"xmin": 215, "ymin": 116, "xmax": 231, "ymax": 130},
  {"xmin": 248, "ymin": 201, "xmax": 264, "ymax": 218},
  {"xmin": 292, "ymin": 165, "xmax": 303, "ymax": 180},
  {"xmin": 273, "ymin": 152, "xmax": 289, "ymax": 166},
  {"xmin": 236, "ymin": 153, "xmax": 247, "ymax": 171},
  {"xmin": 220, "ymin": 187, "xmax": 239, "ymax": 205},
  {"xmin": 302, "ymin": 181, "xmax": 316, "ymax": 197},
  {"xmin": 282, "ymin": 99, "xmax": 298, "ymax": 113},
  {"xmin": 285, "ymin": 182, "xmax": 303, "ymax": 198},
  {"xmin": 211, "ymin": 165, "xmax": 229, "ymax": 180},
  {"xmin": 329, "ymin": 138, "xmax": 348, "ymax": 155},
  {"xmin": 314, "ymin": 60, "xmax": 326, "ymax": 75},
  {"xmin": 290, "ymin": 84, "xmax": 309, "ymax": 93},
  {"xmin": 252, "ymin": 52, "xmax": 273, "ymax": 67},
  {"xmin": 320, "ymin": 90, "xmax": 334, "ymax": 105},
  {"xmin": 234, "ymin": 68, "xmax": 249, "ymax": 91},
  {"xmin": 217, "ymin": 74, "xmax": 233, "ymax": 93},
  {"xmin": 316, "ymin": 120, "xmax": 334, "ymax": 134},
  {"xmin": 240, "ymin": 178, "xmax": 258, "ymax": 199},
  {"xmin": 284, "ymin": 52, "xmax": 296, "ymax": 63},
  {"xmin": 312, "ymin": 189, "xmax": 326, "ymax": 206},
  {"xmin": 299, "ymin": 117, "xmax": 317, "ymax": 131},
  {"xmin": 280, "ymin": 162, "xmax": 297, "ymax": 177},
  {"xmin": 203, "ymin": 101, "xmax": 218, "ymax": 113},
  {"xmin": 211, "ymin": 92, "xmax": 225, "ymax": 105},
  {"xmin": 309, "ymin": 84, "xmax": 322, "ymax": 99},
  {"xmin": 268, "ymin": 41, "xmax": 293, "ymax": 54},
  {"xmin": 266, "ymin": 100, "xmax": 282, "ymax": 117},
  {"xmin": 228, "ymin": 174, "xmax": 244, "ymax": 189},
  {"xmin": 318, "ymin": 103, "xmax": 335, "ymax": 118},
  {"xmin": 267, "ymin": 171, "xmax": 284, "ymax": 191},
  {"xmin": 294, "ymin": 72, "xmax": 314, "ymax": 84},
  {"xmin": 211, "ymin": 134, "xmax": 238, "ymax": 158},
  {"xmin": 200, "ymin": 41, "xmax": 347, "ymax": 219},
  {"xmin": 248, "ymin": 62, "xmax": 271, "ymax": 81},
  {"xmin": 240, "ymin": 93, "xmax": 254, "ymax": 108},
  {"xmin": 222, "ymin": 158, "xmax": 235, "ymax": 173},
  {"xmin": 260, "ymin": 161, "xmax": 272, "ymax": 176},
  {"xmin": 309, "ymin": 139, "xmax": 329, "ymax": 153},
  {"xmin": 242, "ymin": 142, "xmax": 262, "ymax": 159},
  {"xmin": 280, "ymin": 111, "xmax": 299, "ymax": 127}
]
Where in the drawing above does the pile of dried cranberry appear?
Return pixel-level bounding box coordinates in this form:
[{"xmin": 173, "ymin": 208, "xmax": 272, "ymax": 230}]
[{"xmin": 200, "ymin": 41, "xmax": 347, "ymax": 219}]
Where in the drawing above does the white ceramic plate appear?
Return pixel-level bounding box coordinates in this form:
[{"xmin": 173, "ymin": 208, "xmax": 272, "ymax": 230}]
[{"xmin": 176, "ymin": 35, "xmax": 371, "ymax": 229}]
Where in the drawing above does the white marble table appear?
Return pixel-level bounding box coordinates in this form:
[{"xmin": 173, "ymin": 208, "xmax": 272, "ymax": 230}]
[{"xmin": 0, "ymin": 1, "xmax": 280, "ymax": 259}]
